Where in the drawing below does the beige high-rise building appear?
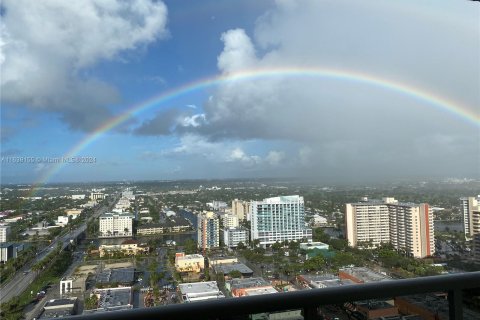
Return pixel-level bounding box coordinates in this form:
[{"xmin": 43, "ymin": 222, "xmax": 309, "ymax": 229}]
[
  {"xmin": 197, "ymin": 211, "xmax": 220, "ymax": 250},
  {"xmin": 232, "ymin": 199, "xmax": 250, "ymax": 221},
  {"xmin": 346, "ymin": 198, "xmax": 434, "ymax": 258},
  {"xmin": 460, "ymin": 196, "xmax": 480, "ymax": 240}
]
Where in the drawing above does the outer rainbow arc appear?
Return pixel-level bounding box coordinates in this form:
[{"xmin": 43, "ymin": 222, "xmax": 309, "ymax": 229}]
[{"xmin": 30, "ymin": 67, "xmax": 479, "ymax": 194}]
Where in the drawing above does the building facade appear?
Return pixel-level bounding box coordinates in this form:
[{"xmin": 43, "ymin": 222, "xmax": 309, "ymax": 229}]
[
  {"xmin": 460, "ymin": 196, "xmax": 480, "ymax": 240},
  {"xmin": 0, "ymin": 225, "xmax": 10, "ymax": 243},
  {"xmin": 197, "ymin": 211, "xmax": 220, "ymax": 250},
  {"xmin": 224, "ymin": 227, "xmax": 249, "ymax": 248},
  {"xmin": 346, "ymin": 198, "xmax": 434, "ymax": 258},
  {"xmin": 222, "ymin": 214, "xmax": 239, "ymax": 229},
  {"xmin": 232, "ymin": 199, "xmax": 250, "ymax": 221},
  {"xmin": 175, "ymin": 252, "xmax": 205, "ymax": 273},
  {"xmin": 250, "ymin": 195, "xmax": 312, "ymax": 246},
  {"xmin": 99, "ymin": 212, "xmax": 134, "ymax": 238}
]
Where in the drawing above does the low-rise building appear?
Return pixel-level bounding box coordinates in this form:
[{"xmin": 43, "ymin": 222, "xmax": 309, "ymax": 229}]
[
  {"xmin": 175, "ymin": 252, "xmax": 204, "ymax": 273},
  {"xmin": 213, "ymin": 263, "xmax": 254, "ymax": 278},
  {"xmin": 299, "ymin": 241, "xmax": 329, "ymax": 251},
  {"xmin": 65, "ymin": 209, "xmax": 82, "ymax": 219},
  {"xmin": 356, "ymin": 300, "xmax": 399, "ymax": 320},
  {"xmin": 57, "ymin": 216, "xmax": 70, "ymax": 227},
  {"xmin": 178, "ymin": 281, "xmax": 225, "ymax": 303},
  {"xmin": 71, "ymin": 194, "xmax": 86, "ymax": 200},
  {"xmin": 137, "ymin": 222, "xmax": 191, "ymax": 236},
  {"xmin": 40, "ymin": 298, "xmax": 78, "ymax": 319},
  {"xmin": 83, "ymin": 287, "xmax": 132, "ymax": 314},
  {"xmin": 209, "ymin": 256, "xmax": 238, "ymax": 267},
  {"xmin": 224, "ymin": 227, "xmax": 249, "ymax": 248},
  {"xmin": 96, "ymin": 268, "xmax": 135, "ymax": 286},
  {"xmin": 339, "ymin": 267, "xmax": 391, "ymax": 284},
  {"xmin": 226, "ymin": 278, "xmax": 275, "ymax": 297},
  {"xmin": 297, "ymin": 274, "xmax": 355, "ymax": 289},
  {"xmin": 99, "ymin": 240, "xmax": 149, "ymax": 257}
]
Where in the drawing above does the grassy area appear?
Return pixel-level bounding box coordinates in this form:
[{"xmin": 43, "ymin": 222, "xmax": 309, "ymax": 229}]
[{"xmin": 0, "ymin": 251, "xmax": 73, "ymax": 320}]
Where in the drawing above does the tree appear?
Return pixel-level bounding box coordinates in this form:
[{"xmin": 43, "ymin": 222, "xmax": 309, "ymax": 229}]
[
  {"xmin": 184, "ymin": 239, "xmax": 197, "ymax": 254},
  {"xmin": 236, "ymin": 242, "xmax": 246, "ymax": 250},
  {"xmin": 85, "ymin": 294, "xmax": 99, "ymax": 310},
  {"xmin": 272, "ymin": 241, "xmax": 282, "ymax": 252},
  {"xmin": 228, "ymin": 270, "xmax": 242, "ymax": 279}
]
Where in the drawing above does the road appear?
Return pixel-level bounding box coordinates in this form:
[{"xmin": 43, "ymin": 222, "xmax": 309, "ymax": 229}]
[{"xmin": 0, "ymin": 197, "xmax": 117, "ymax": 304}]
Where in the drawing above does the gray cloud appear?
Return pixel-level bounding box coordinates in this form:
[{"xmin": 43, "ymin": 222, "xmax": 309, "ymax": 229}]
[
  {"xmin": 0, "ymin": 0, "xmax": 168, "ymax": 132},
  {"xmin": 191, "ymin": 0, "xmax": 480, "ymax": 179}
]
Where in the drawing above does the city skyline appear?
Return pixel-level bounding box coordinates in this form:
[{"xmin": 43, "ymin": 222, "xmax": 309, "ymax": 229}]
[{"xmin": 1, "ymin": 0, "xmax": 479, "ymax": 184}]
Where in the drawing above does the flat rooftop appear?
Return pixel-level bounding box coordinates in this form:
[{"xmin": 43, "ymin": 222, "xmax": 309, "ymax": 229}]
[
  {"xmin": 44, "ymin": 298, "xmax": 77, "ymax": 308},
  {"xmin": 177, "ymin": 254, "xmax": 204, "ymax": 260},
  {"xmin": 84, "ymin": 287, "xmax": 132, "ymax": 314},
  {"xmin": 339, "ymin": 267, "xmax": 391, "ymax": 283},
  {"xmin": 214, "ymin": 263, "xmax": 253, "ymax": 275},
  {"xmin": 97, "ymin": 268, "xmax": 135, "ymax": 284},
  {"xmin": 178, "ymin": 281, "xmax": 225, "ymax": 303},
  {"xmin": 228, "ymin": 277, "xmax": 271, "ymax": 291},
  {"xmin": 244, "ymin": 286, "xmax": 278, "ymax": 296}
]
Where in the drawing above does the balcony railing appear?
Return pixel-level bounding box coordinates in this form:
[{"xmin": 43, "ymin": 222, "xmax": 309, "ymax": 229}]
[{"xmin": 72, "ymin": 272, "xmax": 480, "ymax": 320}]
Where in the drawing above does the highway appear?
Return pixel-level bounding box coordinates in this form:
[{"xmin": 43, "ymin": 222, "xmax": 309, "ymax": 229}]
[{"xmin": 0, "ymin": 197, "xmax": 117, "ymax": 304}]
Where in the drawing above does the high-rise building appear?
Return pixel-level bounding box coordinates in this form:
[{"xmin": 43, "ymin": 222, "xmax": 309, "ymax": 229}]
[
  {"xmin": 250, "ymin": 195, "xmax": 312, "ymax": 246},
  {"xmin": 99, "ymin": 212, "xmax": 134, "ymax": 238},
  {"xmin": 224, "ymin": 227, "xmax": 249, "ymax": 248},
  {"xmin": 0, "ymin": 225, "xmax": 10, "ymax": 243},
  {"xmin": 232, "ymin": 199, "xmax": 250, "ymax": 221},
  {"xmin": 197, "ymin": 211, "xmax": 220, "ymax": 250},
  {"xmin": 460, "ymin": 196, "xmax": 480, "ymax": 240},
  {"xmin": 346, "ymin": 198, "xmax": 434, "ymax": 258},
  {"xmin": 221, "ymin": 214, "xmax": 239, "ymax": 229}
]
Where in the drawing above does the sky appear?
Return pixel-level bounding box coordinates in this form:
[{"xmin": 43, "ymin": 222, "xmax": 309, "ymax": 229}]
[{"xmin": 0, "ymin": 0, "xmax": 479, "ymax": 184}]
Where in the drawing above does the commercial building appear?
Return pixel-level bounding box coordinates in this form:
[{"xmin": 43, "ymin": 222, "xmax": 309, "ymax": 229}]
[
  {"xmin": 96, "ymin": 268, "xmax": 135, "ymax": 286},
  {"xmin": 40, "ymin": 298, "xmax": 78, "ymax": 319},
  {"xmin": 71, "ymin": 194, "xmax": 86, "ymax": 200},
  {"xmin": 224, "ymin": 227, "xmax": 249, "ymax": 248},
  {"xmin": 0, "ymin": 225, "xmax": 10, "ymax": 243},
  {"xmin": 90, "ymin": 192, "xmax": 106, "ymax": 201},
  {"xmin": 339, "ymin": 267, "xmax": 391, "ymax": 284},
  {"xmin": 175, "ymin": 252, "xmax": 205, "ymax": 273},
  {"xmin": 99, "ymin": 240, "xmax": 149, "ymax": 257},
  {"xmin": 83, "ymin": 287, "xmax": 133, "ymax": 314},
  {"xmin": 197, "ymin": 211, "xmax": 220, "ymax": 250},
  {"xmin": 57, "ymin": 216, "xmax": 70, "ymax": 227},
  {"xmin": 232, "ymin": 199, "xmax": 250, "ymax": 221},
  {"xmin": 65, "ymin": 209, "xmax": 82, "ymax": 219},
  {"xmin": 178, "ymin": 281, "xmax": 225, "ymax": 303},
  {"xmin": 346, "ymin": 198, "xmax": 434, "ymax": 258},
  {"xmin": 226, "ymin": 278, "xmax": 277, "ymax": 297},
  {"xmin": 355, "ymin": 300, "xmax": 399, "ymax": 319},
  {"xmin": 137, "ymin": 222, "xmax": 191, "ymax": 236},
  {"xmin": 460, "ymin": 196, "xmax": 480, "ymax": 240},
  {"xmin": 213, "ymin": 263, "xmax": 254, "ymax": 278},
  {"xmin": 297, "ymin": 274, "xmax": 355, "ymax": 289},
  {"xmin": 250, "ymin": 195, "xmax": 312, "ymax": 246},
  {"xmin": 99, "ymin": 212, "xmax": 134, "ymax": 238},
  {"xmin": 0, "ymin": 243, "xmax": 24, "ymax": 263}
]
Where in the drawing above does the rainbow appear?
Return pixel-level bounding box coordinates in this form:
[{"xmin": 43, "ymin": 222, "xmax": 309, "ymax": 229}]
[{"xmin": 30, "ymin": 66, "xmax": 479, "ymax": 192}]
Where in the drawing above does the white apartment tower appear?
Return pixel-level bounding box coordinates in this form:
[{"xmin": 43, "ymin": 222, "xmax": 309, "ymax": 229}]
[
  {"xmin": 250, "ymin": 195, "xmax": 312, "ymax": 246},
  {"xmin": 0, "ymin": 226, "xmax": 10, "ymax": 243},
  {"xmin": 346, "ymin": 198, "xmax": 434, "ymax": 258},
  {"xmin": 99, "ymin": 212, "xmax": 134, "ymax": 238},
  {"xmin": 460, "ymin": 196, "xmax": 480, "ymax": 240},
  {"xmin": 197, "ymin": 211, "xmax": 220, "ymax": 250}
]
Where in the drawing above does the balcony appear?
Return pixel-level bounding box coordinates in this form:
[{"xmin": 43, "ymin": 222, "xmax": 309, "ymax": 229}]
[{"xmin": 72, "ymin": 272, "xmax": 480, "ymax": 320}]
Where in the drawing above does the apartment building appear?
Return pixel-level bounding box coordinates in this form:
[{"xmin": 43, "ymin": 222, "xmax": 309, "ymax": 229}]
[
  {"xmin": 346, "ymin": 198, "xmax": 434, "ymax": 258},
  {"xmin": 197, "ymin": 211, "xmax": 220, "ymax": 250},
  {"xmin": 175, "ymin": 252, "xmax": 205, "ymax": 273},
  {"xmin": 232, "ymin": 199, "xmax": 250, "ymax": 221},
  {"xmin": 0, "ymin": 225, "xmax": 10, "ymax": 243},
  {"xmin": 99, "ymin": 212, "xmax": 134, "ymax": 238},
  {"xmin": 221, "ymin": 214, "xmax": 239, "ymax": 229},
  {"xmin": 250, "ymin": 195, "xmax": 312, "ymax": 246},
  {"xmin": 224, "ymin": 227, "xmax": 249, "ymax": 248},
  {"xmin": 460, "ymin": 196, "xmax": 480, "ymax": 240}
]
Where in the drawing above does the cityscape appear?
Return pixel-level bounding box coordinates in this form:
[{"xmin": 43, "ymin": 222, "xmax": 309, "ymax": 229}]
[
  {"xmin": 1, "ymin": 0, "xmax": 479, "ymax": 320},
  {"xmin": 0, "ymin": 180, "xmax": 479, "ymax": 319}
]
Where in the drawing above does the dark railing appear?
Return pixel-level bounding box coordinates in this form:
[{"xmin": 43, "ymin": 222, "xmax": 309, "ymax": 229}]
[{"xmin": 73, "ymin": 272, "xmax": 480, "ymax": 320}]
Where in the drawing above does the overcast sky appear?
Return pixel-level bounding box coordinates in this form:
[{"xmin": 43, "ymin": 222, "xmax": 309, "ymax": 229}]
[{"xmin": 1, "ymin": 0, "xmax": 479, "ymax": 184}]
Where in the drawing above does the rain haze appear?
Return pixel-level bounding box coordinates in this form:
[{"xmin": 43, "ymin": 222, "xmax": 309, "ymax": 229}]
[{"xmin": 1, "ymin": 0, "xmax": 479, "ymax": 184}]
